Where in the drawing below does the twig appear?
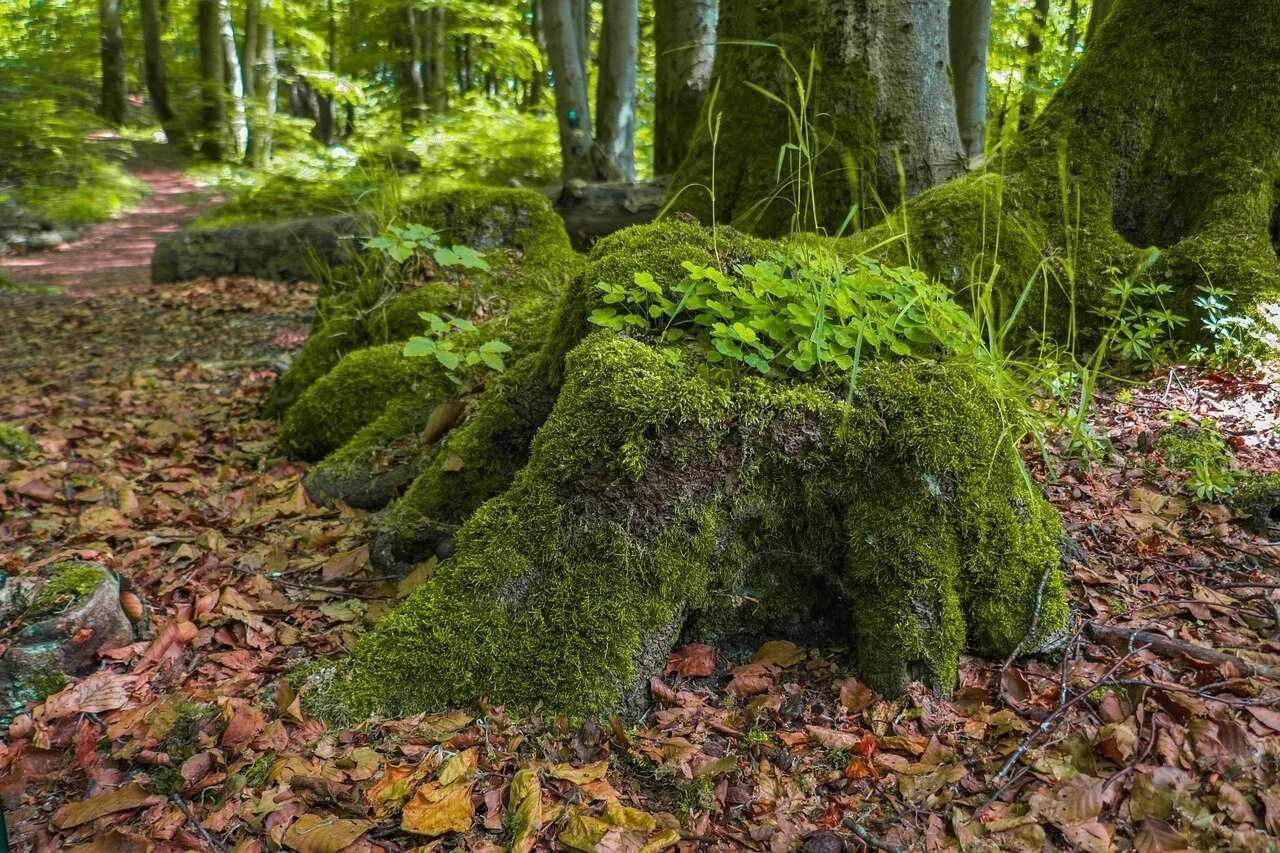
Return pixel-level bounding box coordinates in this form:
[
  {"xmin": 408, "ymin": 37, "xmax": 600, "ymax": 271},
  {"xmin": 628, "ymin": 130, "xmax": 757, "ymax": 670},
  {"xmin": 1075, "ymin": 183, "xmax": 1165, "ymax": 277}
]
[
  {"xmin": 1084, "ymin": 620, "xmax": 1280, "ymax": 681},
  {"xmin": 173, "ymin": 793, "xmax": 229, "ymax": 853},
  {"xmin": 1102, "ymin": 710, "xmax": 1158, "ymax": 794},
  {"xmin": 1112, "ymin": 678, "xmax": 1280, "ymax": 708},
  {"xmin": 841, "ymin": 818, "xmax": 903, "ymax": 853}
]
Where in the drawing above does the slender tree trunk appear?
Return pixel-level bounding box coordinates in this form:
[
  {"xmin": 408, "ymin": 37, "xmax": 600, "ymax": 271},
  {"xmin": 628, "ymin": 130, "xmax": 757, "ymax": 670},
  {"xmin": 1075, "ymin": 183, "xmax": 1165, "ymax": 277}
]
[
  {"xmin": 1085, "ymin": 0, "xmax": 1114, "ymax": 45},
  {"xmin": 399, "ymin": 1, "xmax": 428, "ymax": 128},
  {"xmin": 1065, "ymin": 0, "xmax": 1081, "ymax": 57},
  {"xmin": 248, "ymin": 0, "xmax": 277, "ymax": 165},
  {"xmin": 948, "ymin": 0, "xmax": 992, "ymax": 163},
  {"xmin": 544, "ymin": 0, "xmax": 595, "ymax": 180},
  {"xmin": 1018, "ymin": 0, "xmax": 1051, "ymax": 129},
  {"xmin": 197, "ymin": 0, "xmax": 227, "ymax": 159},
  {"xmin": 653, "ymin": 0, "xmax": 717, "ymax": 175},
  {"xmin": 242, "ymin": 0, "xmax": 260, "ymax": 98},
  {"xmin": 139, "ymin": 0, "xmax": 182, "ymax": 143},
  {"xmin": 529, "ymin": 0, "xmax": 546, "ymax": 107},
  {"xmin": 312, "ymin": 0, "xmax": 337, "ymax": 144},
  {"xmin": 573, "ymin": 0, "xmax": 591, "ymax": 83},
  {"xmin": 218, "ymin": 0, "xmax": 248, "ymax": 157},
  {"xmin": 429, "ymin": 7, "xmax": 449, "ymax": 113},
  {"xmin": 99, "ymin": 0, "xmax": 128, "ymax": 124},
  {"xmin": 670, "ymin": 0, "xmax": 964, "ymax": 235},
  {"xmin": 594, "ymin": 0, "xmax": 639, "ymax": 180}
]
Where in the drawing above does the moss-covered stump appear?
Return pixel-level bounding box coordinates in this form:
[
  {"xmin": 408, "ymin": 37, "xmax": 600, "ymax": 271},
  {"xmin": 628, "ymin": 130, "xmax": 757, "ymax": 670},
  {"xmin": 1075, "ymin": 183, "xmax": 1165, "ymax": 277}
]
[
  {"xmin": 310, "ymin": 333, "xmax": 1066, "ymax": 721},
  {"xmin": 363, "ymin": 221, "xmax": 772, "ymax": 574},
  {"xmin": 265, "ymin": 186, "xmax": 580, "ymax": 418},
  {"xmin": 844, "ymin": 0, "xmax": 1280, "ymax": 341},
  {"xmin": 0, "ymin": 561, "xmax": 138, "ymax": 723}
]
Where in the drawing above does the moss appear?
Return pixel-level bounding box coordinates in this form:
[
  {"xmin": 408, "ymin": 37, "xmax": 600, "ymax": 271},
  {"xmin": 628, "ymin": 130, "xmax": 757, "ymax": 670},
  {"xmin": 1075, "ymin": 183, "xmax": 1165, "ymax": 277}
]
[
  {"xmin": 27, "ymin": 562, "xmax": 105, "ymax": 622},
  {"xmin": 29, "ymin": 671, "xmax": 68, "ymax": 701},
  {"xmin": 1156, "ymin": 420, "xmax": 1232, "ymax": 473},
  {"xmin": 666, "ymin": 0, "xmax": 879, "ymax": 237},
  {"xmin": 321, "ymin": 333, "xmax": 1065, "ymax": 720},
  {"xmin": 279, "ymin": 344, "xmax": 452, "ymax": 461},
  {"xmin": 267, "ymin": 185, "xmax": 581, "ymax": 417},
  {"xmin": 1231, "ymin": 472, "xmax": 1280, "ymax": 536},
  {"xmin": 0, "ymin": 422, "xmax": 35, "ymax": 458}
]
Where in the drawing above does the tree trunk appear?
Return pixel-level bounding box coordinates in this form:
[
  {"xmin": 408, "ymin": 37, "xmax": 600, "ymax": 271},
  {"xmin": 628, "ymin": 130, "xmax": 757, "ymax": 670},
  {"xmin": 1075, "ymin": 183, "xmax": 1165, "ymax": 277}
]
[
  {"xmin": 99, "ymin": 0, "xmax": 128, "ymax": 125},
  {"xmin": 247, "ymin": 0, "xmax": 277, "ymax": 165},
  {"xmin": 528, "ymin": 0, "xmax": 546, "ymax": 107},
  {"xmin": 1085, "ymin": 0, "xmax": 1114, "ymax": 45},
  {"xmin": 429, "ymin": 8, "xmax": 449, "ymax": 113},
  {"xmin": 139, "ymin": 0, "xmax": 182, "ymax": 143},
  {"xmin": 853, "ymin": 0, "xmax": 1280, "ymax": 339},
  {"xmin": 399, "ymin": 1, "xmax": 428, "ymax": 128},
  {"xmin": 197, "ymin": 0, "xmax": 227, "ymax": 160},
  {"xmin": 219, "ymin": 0, "xmax": 248, "ymax": 157},
  {"xmin": 313, "ymin": 0, "xmax": 337, "ymax": 145},
  {"xmin": 544, "ymin": 0, "xmax": 596, "ymax": 180},
  {"xmin": 669, "ymin": 0, "xmax": 964, "ymax": 236},
  {"xmin": 594, "ymin": 0, "xmax": 639, "ymax": 181},
  {"xmin": 653, "ymin": 0, "xmax": 717, "ymax": 176},
  {"xmin": 948, "ymin": 0, "xmax": 991, "ymax": 163},
  {"xmin": 1018, "ymin": 0, "xmax": 1051, "ymax": 129}
]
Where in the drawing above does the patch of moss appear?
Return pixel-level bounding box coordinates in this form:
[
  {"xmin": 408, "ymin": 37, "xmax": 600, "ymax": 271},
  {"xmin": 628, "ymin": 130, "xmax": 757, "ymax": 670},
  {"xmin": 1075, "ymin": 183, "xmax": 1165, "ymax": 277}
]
[
  {"xmin": 1231, "ymin": 472, "xmax": 1280, "ymax": 536},
  {"xmin": 29, "ymin": 671, "xmax": 68, "ymax": 701},
  {"xmin": 267, "ymin": 185, "xmax": 580, "ymax": 417},
  {"xmin": 27, "ymin": 562, "xmax": 104, "ymax": 622},
  {"xmin": 319, "ymin": 332, "xmax": 1064, "ymax": 720},
  {"xmin": 1156, "ymin": 420, "xmax": 1232, "ymax": 473},
  {"xmin": 0, "ymin": 422, "xmax": 35, "ymax": 458}
]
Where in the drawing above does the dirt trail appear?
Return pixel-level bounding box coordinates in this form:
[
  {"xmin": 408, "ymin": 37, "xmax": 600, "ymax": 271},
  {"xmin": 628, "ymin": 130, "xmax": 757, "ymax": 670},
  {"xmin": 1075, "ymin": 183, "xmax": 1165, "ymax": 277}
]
[{"xmin": 1, "ymin": 165, "xmax": 208, "ymax": 295}]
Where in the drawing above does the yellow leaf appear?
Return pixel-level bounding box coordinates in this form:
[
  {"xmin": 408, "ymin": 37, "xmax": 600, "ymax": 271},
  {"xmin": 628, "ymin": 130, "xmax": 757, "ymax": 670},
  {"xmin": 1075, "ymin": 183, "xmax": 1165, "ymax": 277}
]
[
  {"xmin": 558, "ymin": 806, "xmax": 612, "ymax": 852},
  {"xmin": 546, "ymin": 759, "xmax": 609, "ymax": 785},
  {"xmin": 398, "ymin": 556, "xmax": 438, "ymax": 597},
  {"xmin": 281, "ymin": 814, "xmax": 373, "ymax": 853},
  {"xmin": 507, "ymin": 768, "xmax": 542, "ymax": 853},
  {"xmin": 752, "ymin": 640, "xmax": 806, "ymax": 667},
  {"xmin": 603, "ymin": 800, "xmax": 656, "ymax": 832},
  {"xmin": 401, "ymin": 781, "xmax": 475, "ymax": 837},
  {"xmin": 367, "ymin": 762, "xmax": 429, "ymax": 817},
  {"xmin": 437, "ymin": 748, "xmax": 477, "ymax": 785},
  {"xmin": 51, "ymin": 782, "xmax": 158, "ymax": 829},
  {"xmin": 638, "ymin": 829, "xmax": 682, "ymax": 853}
]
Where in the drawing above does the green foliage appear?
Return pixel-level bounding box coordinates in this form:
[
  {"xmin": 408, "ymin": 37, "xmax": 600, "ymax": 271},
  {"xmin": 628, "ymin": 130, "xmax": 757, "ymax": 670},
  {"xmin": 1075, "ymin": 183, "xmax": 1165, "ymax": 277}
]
[
  {"xmin": 0, "ymin": 423, "xmax": 35, "ymax": 458},
  {"xmin": 588, "ymin": 245, "xmax": 981, "ymax": 383},
  {"xmin": 403, "ymin": 312, "xmax": 513, "ymax": 388},
  {"xmin": 1156, "ymin": 417, "xmax": 1238, "ymax": 502},
  {"xmin": 1190, "ymin": 282, "xmax": 1254, "ymax": 365}
]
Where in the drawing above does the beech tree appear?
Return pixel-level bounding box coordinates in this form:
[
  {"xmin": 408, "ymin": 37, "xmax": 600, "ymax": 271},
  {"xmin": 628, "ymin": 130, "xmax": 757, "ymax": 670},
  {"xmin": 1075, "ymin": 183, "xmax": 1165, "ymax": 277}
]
[
  {"xmin": 949, "ymin": 0, "xmax": 991, "ymax": 162},
  {"xmin": 653, "ymin": 0, "xmax": 718, "ymax": 175},
  {"xmin": 98, "ymin": 0, "xmax": 127, "ymax": 124}
]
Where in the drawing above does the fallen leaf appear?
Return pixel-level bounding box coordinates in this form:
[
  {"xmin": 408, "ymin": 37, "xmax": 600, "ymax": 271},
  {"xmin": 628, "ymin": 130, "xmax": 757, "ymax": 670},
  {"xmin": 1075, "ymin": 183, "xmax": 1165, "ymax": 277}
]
[
  {"xmin": 51, "ymin": 782, "xmax": 160, "ymax": 829},
  {"xmin": 664, "ymin": 643, "xmax": 715, "ymax": 677},
  {"xmin": 280, "ymin": 813, "xmax": 373, "ymax": 853}
]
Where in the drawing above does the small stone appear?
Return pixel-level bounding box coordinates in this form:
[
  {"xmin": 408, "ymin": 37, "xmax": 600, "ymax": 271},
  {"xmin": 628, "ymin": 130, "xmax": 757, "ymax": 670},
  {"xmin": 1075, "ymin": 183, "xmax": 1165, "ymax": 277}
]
[{"xmin": 802, "ymin": 829, "xmax": 846, "ymax": 853}]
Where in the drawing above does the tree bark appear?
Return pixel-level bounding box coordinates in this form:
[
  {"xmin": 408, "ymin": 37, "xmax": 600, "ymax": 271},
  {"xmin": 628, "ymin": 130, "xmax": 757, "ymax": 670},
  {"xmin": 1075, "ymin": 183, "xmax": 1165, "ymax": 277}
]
[
  {"xmin": 948, "ymin": 0, "xmax": 991, "ymax": 163},
  {"xmin": 399, "ymin": 1, "xmax": 428, "ymax": 128},
  {"xmin": 669, "ymin": 0, "xmax": 964, "ymax": 236},
  {"xmin": 1018, "ymin": 0, "xmax": 1051, "ymax": 129},
  {"xmin": 247, "ymin": 0, "xmax": 277, "ymax": 165},
  {"xmin": 544, "ymin": 0, "xmax": 596, "ymax": 180},
  {"xmin": 653, "ymin": 0, "xmax": 717, "ymax": 175},
  {"xmin": 429, "ymin": 7, "xmax": 449, "ymax": 113},
  {"xmin": 594, "ymin": 0, "xmax": 639, "ymax": 180},
  {"xmin": 197, "ymin": 0, "xmax": 227, "ymax": 159},
  {"xmin": 219, "ymin": 0, "xmax": 248, "ymax": 157},
  {"xmin": 99, "ymin": 0, "xmax": 128, "ymax": 125},
  {"xmin": 139, "ymin": 0, "xmax": 182, "ymax": 143},
  {"xmin": 1085, "ymin": 0, "xmax": 1114, "ymax": 45}
]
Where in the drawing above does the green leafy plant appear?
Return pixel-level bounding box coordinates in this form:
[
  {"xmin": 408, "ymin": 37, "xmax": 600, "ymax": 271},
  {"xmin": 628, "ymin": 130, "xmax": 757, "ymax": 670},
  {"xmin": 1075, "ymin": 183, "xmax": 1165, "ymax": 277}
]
[
  {"xmin": 365, "ymin": 224, "xmax": 490, "ymax": 271},
  {"xmin": 1190, "ymin": 281, "xmax": 1253, "ymax": 365},
  {"xmin": 588, "ymin": 244, "xmax": 981, "ymax": 387},
  {"xmin": 403, "ymin": 312, "xmax": 511, "ymax": 389},
  {"xmin": 1156, "ymin": 415, "xmax": 1238, "ymax": 501}
]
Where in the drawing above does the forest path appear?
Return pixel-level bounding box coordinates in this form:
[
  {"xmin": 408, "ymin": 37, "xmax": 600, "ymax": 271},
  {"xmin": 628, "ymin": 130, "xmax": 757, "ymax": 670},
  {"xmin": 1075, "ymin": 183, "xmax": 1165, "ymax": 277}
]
[{"xmin": 1, "ymin": 162, "xmax": 208, "ymax": 295}]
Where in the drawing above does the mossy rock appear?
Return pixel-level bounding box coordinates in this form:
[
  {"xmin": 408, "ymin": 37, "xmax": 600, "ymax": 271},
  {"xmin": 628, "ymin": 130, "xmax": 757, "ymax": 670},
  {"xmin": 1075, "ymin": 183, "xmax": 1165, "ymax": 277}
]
[
  {"xmin": 1231, "ymin": 472, "xmax": 1280, "ymax": 536},
  {"xmin": 0, "ymin": 422, "xmax": 35, "ymax": 458},
  {"xmin": 311, "ymin": 332, "xmax": 1066, "ymax": 722},
  {"xmin": 266, "ymin": 185, "xmax": 580, "ymax": 417},
  {"xmin": 0, "ymin": 560, "xmax": 137, "ymax": 724}
]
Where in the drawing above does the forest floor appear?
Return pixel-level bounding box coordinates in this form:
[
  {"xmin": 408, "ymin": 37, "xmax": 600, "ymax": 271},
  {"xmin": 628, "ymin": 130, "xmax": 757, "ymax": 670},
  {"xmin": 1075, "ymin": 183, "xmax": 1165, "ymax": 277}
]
[{"xmin": 1, "ymin": 169, "xmax": 1279, "ymax": 852}]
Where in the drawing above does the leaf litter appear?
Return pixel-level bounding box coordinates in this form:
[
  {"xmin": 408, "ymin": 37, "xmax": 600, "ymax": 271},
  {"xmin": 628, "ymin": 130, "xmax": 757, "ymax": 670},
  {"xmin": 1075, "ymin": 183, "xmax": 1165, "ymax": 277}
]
[{"xmin": 2, "ymin": 237, "xmax": 1280, "ymax": 851}]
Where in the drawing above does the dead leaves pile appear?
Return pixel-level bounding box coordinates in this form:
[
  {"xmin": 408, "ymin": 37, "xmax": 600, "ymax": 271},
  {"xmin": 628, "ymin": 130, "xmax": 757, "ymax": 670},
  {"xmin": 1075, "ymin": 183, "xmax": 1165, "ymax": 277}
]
[{"xmin": 2, "ymin": 267, "xmax": 1280, "ymax": 852}]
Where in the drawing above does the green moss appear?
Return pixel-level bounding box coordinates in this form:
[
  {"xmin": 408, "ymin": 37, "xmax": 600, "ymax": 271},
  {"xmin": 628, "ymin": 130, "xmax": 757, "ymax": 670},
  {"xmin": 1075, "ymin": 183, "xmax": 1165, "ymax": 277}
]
[
  {"xmin": 1156, "ymin": 421, "xmax": 1232, "ymax": 473},
  {"xmin": 27, "ymin": 562, "xmax": 104, "ymax": 622},
  {"xmin": 0, "ymin": 422, "xmax": 34, "ymax": 458},
  {"xmin": 29, "ymin": 671, "xmax": 68, "ymax": 701},
  {"xmin": 1231, "ymin": 472, "xmax": 1280, "ymax": 536},
  {"xmin": 666, "ymin": 0, "xmax": 878, "ymax": 237},
  {"xmin": 279, "ymin": 344, "xmax": 451, "ymax": 461},
  {"xmin": 322, "ymin": 333, "xmax": 1064, "ymax": 720},
  {"xmin": 267, "ymin": 185, "xmax": 580, "ymax": 417}
]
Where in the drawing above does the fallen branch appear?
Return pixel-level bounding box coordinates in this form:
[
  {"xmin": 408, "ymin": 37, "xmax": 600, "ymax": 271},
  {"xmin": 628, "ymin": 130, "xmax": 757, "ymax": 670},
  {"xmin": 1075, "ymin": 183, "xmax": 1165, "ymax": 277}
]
[
  {"xmin": 173, "ymin": 793, "xmax": 229, "ymax": 853},
  {"xmin": 841, "ymin": 818, "xmax": 903, "ymax": 853},
  {"xmin": 1084, "ymin": 621, "xmax": 1280, "ymax": 681}
]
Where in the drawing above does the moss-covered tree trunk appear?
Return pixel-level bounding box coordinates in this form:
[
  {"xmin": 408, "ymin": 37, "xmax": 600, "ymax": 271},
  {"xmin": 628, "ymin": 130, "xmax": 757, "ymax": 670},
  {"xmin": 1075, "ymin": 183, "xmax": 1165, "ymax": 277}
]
[
  {"xmin": 861, "ymin": 0, "xmax": 1280, "ymax": 335},
  {"xmin": 667, "ymin": 0, "xmax": 964, "ymax": 236}
]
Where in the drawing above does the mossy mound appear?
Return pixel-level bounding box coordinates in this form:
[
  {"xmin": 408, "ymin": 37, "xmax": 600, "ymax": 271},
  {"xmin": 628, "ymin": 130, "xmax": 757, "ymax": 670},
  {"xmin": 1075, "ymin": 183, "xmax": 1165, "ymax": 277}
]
[
  {"xmin": 1232, "ymin": 472, "xmax": 1280, "ymax": 537},
  {"xmin": 313, "ymin": 333, "xmax": 1065, "ymax": 720},
  {"xmin": 265, "ymin": 185, "xmax": 579, "ymax": 417},
  {"xmin": 0, "ymin": 422, "xmax": 35, "ymax": 458}
]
